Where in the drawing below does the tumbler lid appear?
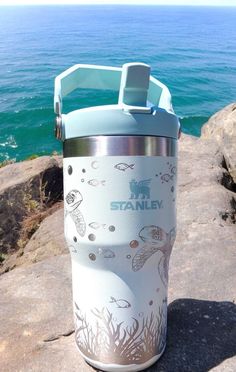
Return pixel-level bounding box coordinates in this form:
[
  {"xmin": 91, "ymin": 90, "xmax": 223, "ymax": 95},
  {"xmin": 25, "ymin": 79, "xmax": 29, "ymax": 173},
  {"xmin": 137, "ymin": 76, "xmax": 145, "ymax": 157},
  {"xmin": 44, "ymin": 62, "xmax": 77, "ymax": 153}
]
[{"xmin": 54, "ymin": 63, "xmax": 180, "ymax": 140}]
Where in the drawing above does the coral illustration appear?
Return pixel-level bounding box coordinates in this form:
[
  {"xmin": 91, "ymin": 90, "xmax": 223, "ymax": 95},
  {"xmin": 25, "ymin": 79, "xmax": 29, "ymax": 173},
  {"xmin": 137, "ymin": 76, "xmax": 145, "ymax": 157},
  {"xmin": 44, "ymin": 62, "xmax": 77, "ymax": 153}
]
[{"xmin": 74, "ymin": 302, "xmax": 166, "ymax": 365}]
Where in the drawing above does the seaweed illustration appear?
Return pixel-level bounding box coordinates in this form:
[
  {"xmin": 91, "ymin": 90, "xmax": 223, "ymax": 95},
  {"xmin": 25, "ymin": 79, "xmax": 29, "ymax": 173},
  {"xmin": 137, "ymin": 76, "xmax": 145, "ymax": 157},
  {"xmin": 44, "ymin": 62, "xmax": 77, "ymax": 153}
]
[{"xmin": 74, "ymin": 302, "xmax": 166, "ymax": 365}]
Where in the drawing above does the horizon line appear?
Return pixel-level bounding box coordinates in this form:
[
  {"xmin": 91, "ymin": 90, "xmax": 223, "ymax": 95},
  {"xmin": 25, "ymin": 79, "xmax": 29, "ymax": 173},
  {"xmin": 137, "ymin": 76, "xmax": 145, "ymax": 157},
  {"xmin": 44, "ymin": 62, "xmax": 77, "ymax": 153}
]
[{"xmin": 1, "ymin": 3, "xmax": 236, "ymax": 6}]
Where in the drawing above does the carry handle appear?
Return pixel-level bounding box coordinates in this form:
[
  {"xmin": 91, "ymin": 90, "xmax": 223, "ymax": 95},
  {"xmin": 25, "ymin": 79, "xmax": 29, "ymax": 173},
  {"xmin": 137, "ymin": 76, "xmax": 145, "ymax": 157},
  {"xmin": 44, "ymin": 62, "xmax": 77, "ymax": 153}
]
[
  {"xmin": 54, "ymin": 63, "xmax": 172, "ymax": 115},
  {"xmin": 54, "ymin": 64, "xmax": 121, "ymax": 114}
]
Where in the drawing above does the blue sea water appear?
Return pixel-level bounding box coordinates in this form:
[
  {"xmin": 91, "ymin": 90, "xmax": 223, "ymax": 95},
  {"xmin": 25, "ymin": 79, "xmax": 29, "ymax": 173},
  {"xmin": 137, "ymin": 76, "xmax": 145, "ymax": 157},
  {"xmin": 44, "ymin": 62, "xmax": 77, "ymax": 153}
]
[{"xmin": 0, "ymin": 5, "xmax": 236, "ymax": 162}]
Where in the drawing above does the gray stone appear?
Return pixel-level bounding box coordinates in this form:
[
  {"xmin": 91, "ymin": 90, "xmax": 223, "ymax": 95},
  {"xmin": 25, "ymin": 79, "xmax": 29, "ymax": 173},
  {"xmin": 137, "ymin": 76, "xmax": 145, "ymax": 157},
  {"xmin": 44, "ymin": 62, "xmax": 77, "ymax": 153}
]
[
  {"xmin": 0, "ymin": 255, "xmax": 76, "ymax": 372},
  {"xmin": 19, "ymin": 207, "xmax": 67, "ymax": 266},
  {"xmin": 147, "ymin": 299, "xmax": 236, "ymax": 372},
  {"xmin": 0, "ymin": 156, "xmax": 63, "ymax": 255},
  {"xmin": 170, "ymin": 134, "xmax": 236, "ymax": 303},
  {"xmin": 201, "ymin": 102, "xmax": 236, "ymax": 183},
  {"xmin": 0, "ymin": 203, "xmax": 65, "ymax": 274}
]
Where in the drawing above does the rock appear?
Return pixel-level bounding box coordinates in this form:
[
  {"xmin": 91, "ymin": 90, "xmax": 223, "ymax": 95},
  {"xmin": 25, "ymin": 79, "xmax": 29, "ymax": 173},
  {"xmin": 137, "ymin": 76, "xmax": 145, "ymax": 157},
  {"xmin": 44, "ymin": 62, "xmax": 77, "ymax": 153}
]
[
  {"xmin": 0, "ymin": 156, "xmax": 63, "ymax": 255},
  {"xmin": 0, "ymin": 206, "xmax": 67, "ymax": 274},
  {"xmin": 170, "ymin": 134, "xmax": 236, "ymax": 303},
  {"xmin": 201, "ymin": 102, "xmax": 236, "ymax": 184},
  {"xmin": 0, "ymin": 255, "xmax": 80, "ymax": 372},
  {"xmin": 150, "ymin": 299, "xmax": 236, "ymax": 372},
  {"xmin": 22, "ymin": 207, "xmax": 67, "ymax": 265}
]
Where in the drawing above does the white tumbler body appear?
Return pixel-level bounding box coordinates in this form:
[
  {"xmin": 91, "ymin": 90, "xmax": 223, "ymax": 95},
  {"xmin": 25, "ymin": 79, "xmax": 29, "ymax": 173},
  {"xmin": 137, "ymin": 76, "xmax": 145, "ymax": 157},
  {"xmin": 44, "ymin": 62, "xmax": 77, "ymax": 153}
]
[{"xmin": 63, "ymin": 136, "xmax": 177, "ymax": 372}]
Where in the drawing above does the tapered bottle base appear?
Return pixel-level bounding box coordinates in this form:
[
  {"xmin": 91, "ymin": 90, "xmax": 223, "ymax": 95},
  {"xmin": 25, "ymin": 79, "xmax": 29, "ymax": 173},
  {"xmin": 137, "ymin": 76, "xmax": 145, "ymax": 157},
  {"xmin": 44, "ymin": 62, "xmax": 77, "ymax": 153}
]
[{"xmin": 78, "ymin": 345, "xmax": 166, "ymax": 372}]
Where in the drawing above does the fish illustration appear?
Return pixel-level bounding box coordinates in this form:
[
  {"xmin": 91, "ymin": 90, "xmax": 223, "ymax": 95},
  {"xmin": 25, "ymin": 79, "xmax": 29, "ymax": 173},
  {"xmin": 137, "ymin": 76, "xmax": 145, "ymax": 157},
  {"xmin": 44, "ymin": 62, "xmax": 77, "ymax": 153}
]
[
  {"xmin": 161, "ymin": 174, "xmax": 174, "ymax": 183},
  {"xmin": 132, "ymin": 227, "xmax": 175, "ymax": 272},
  {"xmin": 65, "ymin": 190, "xmax": 86, "ymax": 237},
  {"xmin": 139, "ymin": 225, "xmax": 167, "ymax": 246},
  {"xmin": 109, "ymin": 296, "xmax": 131, "ymax": 309},
  {"xmin": 114, "ymin": 163, "xmax": 135, "ymax": 171},
  {"xmin": 89, "ymin": 222, "xmax": 106, "ymax": 230},
  {"xmin": 171, "ymin": 166, "xmax": 177, "ymax": 176},
  {"xmin": 88, "ymin": 179, "xmax": 106, "ymax": 187},
  {"xmin": 98, "ymin": 248, "xmax": 115, "ymax": 258}
]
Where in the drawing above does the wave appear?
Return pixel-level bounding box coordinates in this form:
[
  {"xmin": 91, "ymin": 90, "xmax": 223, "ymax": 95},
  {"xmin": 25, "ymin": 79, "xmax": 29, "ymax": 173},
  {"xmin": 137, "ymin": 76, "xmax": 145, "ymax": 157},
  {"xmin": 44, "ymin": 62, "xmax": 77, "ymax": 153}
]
[
  {"xmin": 0, "ymin": 107, "xmax": 54, "ymax": 130},
  {"xmin": 0, "ymin": 135, "xmax": 18, "ymax": 149},
  {"xmin": 179, "ymin": 115, "xmax": 210, "ymax": 137},
  {"xmin": 178, "ymin": 115, "xmax": 209, "ymax": 122}
]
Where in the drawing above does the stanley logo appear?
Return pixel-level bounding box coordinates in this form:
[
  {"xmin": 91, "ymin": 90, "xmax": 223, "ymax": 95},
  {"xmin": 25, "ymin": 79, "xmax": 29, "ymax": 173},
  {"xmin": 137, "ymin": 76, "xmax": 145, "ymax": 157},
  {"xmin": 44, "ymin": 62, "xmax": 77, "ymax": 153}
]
[
  {"xmin": 129, "ymin": 179, "xmax": 151, "ymax": 200},
  {"xmin": 110, "ymin": 179, "xmax": 163, "ymax": 211}
]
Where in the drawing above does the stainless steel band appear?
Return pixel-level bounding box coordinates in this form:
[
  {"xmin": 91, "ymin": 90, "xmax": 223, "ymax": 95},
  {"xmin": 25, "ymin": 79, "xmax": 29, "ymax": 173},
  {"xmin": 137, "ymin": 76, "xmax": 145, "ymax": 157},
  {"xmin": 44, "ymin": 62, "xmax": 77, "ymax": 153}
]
[{"xmin": 63, "ymin": 136, "xmax": 177, "ymax": 157}]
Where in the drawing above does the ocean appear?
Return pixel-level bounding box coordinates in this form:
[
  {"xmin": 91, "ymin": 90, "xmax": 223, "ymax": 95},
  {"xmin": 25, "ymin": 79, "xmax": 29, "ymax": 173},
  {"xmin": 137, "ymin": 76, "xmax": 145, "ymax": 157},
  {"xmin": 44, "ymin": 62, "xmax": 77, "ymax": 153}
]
[{"xmin": 0, "ymin": 5, "xmax": 236, "ymax": 162}]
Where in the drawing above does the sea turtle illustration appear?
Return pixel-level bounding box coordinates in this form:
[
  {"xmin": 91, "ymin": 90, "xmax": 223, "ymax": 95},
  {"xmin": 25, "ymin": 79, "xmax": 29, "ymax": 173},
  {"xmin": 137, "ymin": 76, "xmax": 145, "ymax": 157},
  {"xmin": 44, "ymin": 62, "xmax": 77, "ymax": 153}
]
[
  {"xmin": 132, "ymin": 226, "xmax": 176, "ymax": 287},
  {"xmin": 65, "ymin": 189, "xmax": 86, "ymax": 237},
  {"xmin": 139, "ymin": 225, "xmax": 167, "ymax": 246}
]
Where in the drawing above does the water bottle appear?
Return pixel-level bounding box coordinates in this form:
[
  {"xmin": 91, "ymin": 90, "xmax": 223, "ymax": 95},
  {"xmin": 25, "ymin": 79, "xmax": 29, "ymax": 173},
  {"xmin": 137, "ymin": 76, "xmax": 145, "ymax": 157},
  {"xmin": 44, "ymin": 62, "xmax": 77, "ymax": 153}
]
[{"xmin": 54, "ymin": 62, "xmax": 179, "ymax": 372}]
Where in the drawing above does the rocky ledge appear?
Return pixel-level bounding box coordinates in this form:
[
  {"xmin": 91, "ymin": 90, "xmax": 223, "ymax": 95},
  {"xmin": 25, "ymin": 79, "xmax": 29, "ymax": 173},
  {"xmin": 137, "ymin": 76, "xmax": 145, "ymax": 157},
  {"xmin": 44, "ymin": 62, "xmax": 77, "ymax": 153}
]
[
  {"xmin": 0, "ymin": 155, "xmax": 63, "ymax": 259},
  {"xmin": 0, "ymin": 104, "xmax": 235, "ymax": 371}
]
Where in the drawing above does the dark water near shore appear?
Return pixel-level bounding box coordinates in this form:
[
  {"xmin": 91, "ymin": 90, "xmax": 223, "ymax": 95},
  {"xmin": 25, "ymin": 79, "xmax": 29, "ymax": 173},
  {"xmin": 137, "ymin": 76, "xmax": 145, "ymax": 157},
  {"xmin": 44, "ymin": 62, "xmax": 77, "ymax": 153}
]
[{"xmin": 0, "ymin": 5, "xmax": 236, "ymax": 161}]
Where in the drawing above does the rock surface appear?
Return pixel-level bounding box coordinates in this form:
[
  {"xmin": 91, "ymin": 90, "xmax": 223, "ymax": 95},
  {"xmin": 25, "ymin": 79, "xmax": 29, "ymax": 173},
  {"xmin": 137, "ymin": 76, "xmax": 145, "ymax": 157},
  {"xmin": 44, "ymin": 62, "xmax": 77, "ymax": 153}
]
[
  {"xmin": 0, "ymin": 255, "xmax": 76, "ymax": 372},
  {"xmin": 201, "ymin": 102, "xmax": 236, "ymax": 184},
  {"xmin": 171, "ymin": 134, "xmax": 235, "ymax": 303},
  {"xmin": 22, "ymin": 207, "xmax": 66, "ymax": 265},
  {"xmin": 0, "ymin": 105, "xmax": 236, "ymax": 371},
  {"xmin": 0, "ymin": 156, "xmax": 63, "ymax": 255},
  {"xmin": 0, "ymin": 206, "xmax": 66, "ymax": 274}
]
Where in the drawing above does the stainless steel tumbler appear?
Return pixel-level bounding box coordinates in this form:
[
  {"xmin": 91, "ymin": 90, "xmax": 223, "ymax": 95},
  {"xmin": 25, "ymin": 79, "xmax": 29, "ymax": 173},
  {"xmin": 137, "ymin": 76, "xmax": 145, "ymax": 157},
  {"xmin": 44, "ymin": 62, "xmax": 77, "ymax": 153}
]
[{"xmin": 54, "ymin": 62, "xmax": 179, "ymax": 372}]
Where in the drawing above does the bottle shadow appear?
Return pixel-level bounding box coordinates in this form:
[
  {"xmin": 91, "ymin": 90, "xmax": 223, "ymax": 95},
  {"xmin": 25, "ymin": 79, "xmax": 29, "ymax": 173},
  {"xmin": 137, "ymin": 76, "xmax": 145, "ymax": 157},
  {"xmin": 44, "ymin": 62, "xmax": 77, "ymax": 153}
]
[{"xmin": 148, "ymin": 298, "xmax": 236, "ymax": 372}]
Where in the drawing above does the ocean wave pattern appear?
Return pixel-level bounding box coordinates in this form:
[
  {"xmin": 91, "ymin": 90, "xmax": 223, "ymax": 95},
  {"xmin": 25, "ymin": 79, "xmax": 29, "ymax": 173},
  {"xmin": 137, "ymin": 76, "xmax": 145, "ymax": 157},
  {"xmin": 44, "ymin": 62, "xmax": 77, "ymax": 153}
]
[{"xmin": 0, "ymin": 6, "xmax": 236, "ymax": 161}]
